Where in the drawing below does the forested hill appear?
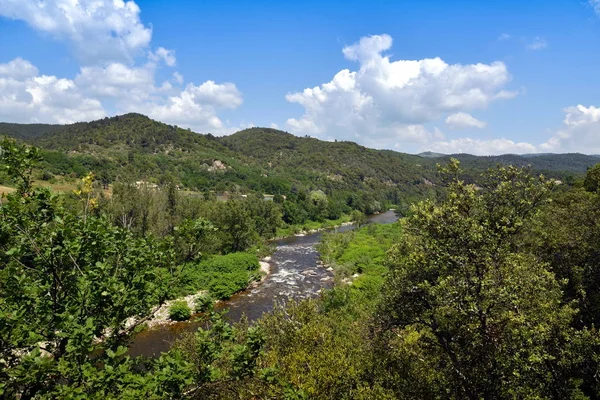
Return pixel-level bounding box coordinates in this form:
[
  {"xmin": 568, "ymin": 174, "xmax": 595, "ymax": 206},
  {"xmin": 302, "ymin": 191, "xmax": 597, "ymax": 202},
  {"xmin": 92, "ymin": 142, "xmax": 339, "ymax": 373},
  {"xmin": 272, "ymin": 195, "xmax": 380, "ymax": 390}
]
[
  {"xmin": 0, "ymin": 122, "xmax": 63, "ymax": 140},
  {"xmin": 220, "ymin": 127, "xmax": 599, "ymax": 183},
  {"xmin": 219, "ymin": 127, "xmax": 432, "ymax": 187},
  {"xmin": 444, "ymin": 152, "xmax": 600, "ymax": 175},
  {"xmin": 1, "ymin": 114, "xmax": 598, "ymax": 198},
  {"xmin": 9, "ymin": 113, "xmax": 231, "ymax": 156}
]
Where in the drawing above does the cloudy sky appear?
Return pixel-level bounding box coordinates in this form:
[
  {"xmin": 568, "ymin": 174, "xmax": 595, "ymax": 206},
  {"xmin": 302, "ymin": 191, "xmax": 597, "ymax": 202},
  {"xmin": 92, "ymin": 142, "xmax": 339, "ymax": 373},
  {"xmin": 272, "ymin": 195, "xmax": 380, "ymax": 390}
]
[{"xmin": 1, "ymin": 0, "xmax": 600, "ymax": 155}]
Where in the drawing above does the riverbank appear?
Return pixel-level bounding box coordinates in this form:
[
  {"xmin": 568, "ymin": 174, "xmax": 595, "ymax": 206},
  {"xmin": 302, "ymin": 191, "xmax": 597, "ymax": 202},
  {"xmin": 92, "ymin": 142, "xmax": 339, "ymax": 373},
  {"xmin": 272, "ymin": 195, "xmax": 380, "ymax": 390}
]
[
  {"xmin": 125, "ymin": 256, "xmax": 273, "ymax": 330},
  {"xmin": 274, "ymin": 215, "xmax": 354, "ymax": 240}
]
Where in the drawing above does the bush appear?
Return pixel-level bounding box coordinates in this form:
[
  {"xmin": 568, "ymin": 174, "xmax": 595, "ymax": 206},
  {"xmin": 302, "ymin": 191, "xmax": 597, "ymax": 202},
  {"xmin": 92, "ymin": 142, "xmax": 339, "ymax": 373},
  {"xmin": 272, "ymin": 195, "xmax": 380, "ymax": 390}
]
[
  {"xmin": 195, "ymin": 293, "xmax": 214, "ymax": 313},
  {"xmin": 209, "ymin": 272, "xmax": 250, "ymax": 299},
  {"xmin": 169, "ymin": 301, "xmax": 191, "ymax": 321},
  {"xmin": 200, "ymin": 252, "xmax": 259, "ymax": 273},
  {"xmin": 168, "ymin": 252, "xmax": 260, "ymax": 299}
]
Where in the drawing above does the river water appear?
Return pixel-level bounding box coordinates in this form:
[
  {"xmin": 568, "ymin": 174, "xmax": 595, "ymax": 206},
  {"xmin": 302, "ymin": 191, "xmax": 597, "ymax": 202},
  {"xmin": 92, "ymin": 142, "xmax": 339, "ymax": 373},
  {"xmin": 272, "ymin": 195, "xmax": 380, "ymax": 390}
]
[{"xmin": 128, "ymin": 210, "xmax": 398, "ymax": 357}]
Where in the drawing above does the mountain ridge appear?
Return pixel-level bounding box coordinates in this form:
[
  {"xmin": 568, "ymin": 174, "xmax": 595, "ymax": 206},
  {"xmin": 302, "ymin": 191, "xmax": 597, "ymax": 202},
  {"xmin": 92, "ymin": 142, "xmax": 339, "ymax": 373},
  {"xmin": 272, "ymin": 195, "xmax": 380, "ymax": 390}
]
[{"xmin": 1, "ymin": 114, "xmax": 598, "ymax": 202}]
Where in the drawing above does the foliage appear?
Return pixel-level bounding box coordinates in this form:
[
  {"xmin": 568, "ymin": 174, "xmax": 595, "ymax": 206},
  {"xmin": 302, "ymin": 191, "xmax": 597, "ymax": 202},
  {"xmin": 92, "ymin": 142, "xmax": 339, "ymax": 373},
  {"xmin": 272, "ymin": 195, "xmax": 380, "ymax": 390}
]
[
  {"xmin": 350, "ymin": 209, "xmax": 367, "ymax": 228},
  {"xmin": 0, "ymin": 143, "xmax": 181, "ymax": 398},
  {"xmin": 169, "ymin": 301, "xmax": 192, "ymax": 321},
  {"xmin": 195, "ymin": 293, "xmax": 214, "ymax": 313},
  {"xmin": 174, "ymin": 217, "xmax": 218, "ymax": 262},
  {"xmin": 255, "ymin": 298, "xmax": 384, "ymax": 400},
  {"xmin": 175, "ymin": 313, "xmax": 267, "ymax": 399},
  {"xmin": 0, "ymin": 137, "xmax": 42, "ymax": 195},
  {"xmin": 4, "ymin": 124, "xmax": 600, "ymax": 398},
  {"xmin": 584, "ymin": 163, "xmax": 600, "ymax": 192},
  {"xmin": 376, "ymin": 162, "xmax": 593, "ymax": 398},
  {"xmin": 173, "ymin": 252, "xmax": 260, "ymax": 300}
]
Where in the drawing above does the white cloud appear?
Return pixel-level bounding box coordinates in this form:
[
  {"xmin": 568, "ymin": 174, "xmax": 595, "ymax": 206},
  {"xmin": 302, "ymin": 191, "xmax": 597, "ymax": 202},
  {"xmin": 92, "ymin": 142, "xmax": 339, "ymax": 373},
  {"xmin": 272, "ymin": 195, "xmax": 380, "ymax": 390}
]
[
  {"xmin": 427, "ymin": 104, "xmax": 600, "ymax": 155},
  {"xmin": 149, "ymin": 47, "xmax": 177, "ymax": 67},
  {"xmin": 426, "ymin": 138, "xmax": 537, "ymax": 155},
  {"xmin": 75, "ymin": 63, "xmax": 156, "ymax": 99},
  {"xmin": 128, "ymin": 81, "xmax": 243, "ymax": 133},
  {"xmin": 498, "ymin": 33, "xmax": 511, "ymax": 41},
  {"xmin": 0, "ymin": 57, "xmax": 39, "ymax": 80},
  {"xmin": 0, "ymin": 56, "xmax": 243, "ymax": 133},
  {"xmin": 285, "ymin": 34, "xmax": 516, "ymax": 148},
  {"xmin": 527, "ymin": 36, "xmax": 548, "ymax": 50},
  {"xmin": 270, "ymin": 122, "xmax": 280, "ymax": 129},
  {"xmin": 173, "ymin": 72, "xmax": 184, "ymax": 85},
  {"xmin": 0, "ymin": 58, "xmax": 105, "ymax": 124},
  {"xmin": 0, "ymin": 0, "xmax": 152, "ymax": 64},
  {"xmin": 0, "ymin": 1, "xmax": 244, "ymax": 134},
  {"xmin": 445, "ymin": 112, "xmax": 487, "ymax": 129},
  {"xmin": 541, "ymin": 105, "xmax": 600, "ymax": 153}
]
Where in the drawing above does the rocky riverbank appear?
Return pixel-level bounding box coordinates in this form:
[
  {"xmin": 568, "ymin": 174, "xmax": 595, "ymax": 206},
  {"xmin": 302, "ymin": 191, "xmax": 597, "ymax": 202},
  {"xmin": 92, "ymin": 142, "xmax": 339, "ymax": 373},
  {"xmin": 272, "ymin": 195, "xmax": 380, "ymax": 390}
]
[{"xmin": 122, "ymin": 256, "xmax": 273, "ymax": 331}]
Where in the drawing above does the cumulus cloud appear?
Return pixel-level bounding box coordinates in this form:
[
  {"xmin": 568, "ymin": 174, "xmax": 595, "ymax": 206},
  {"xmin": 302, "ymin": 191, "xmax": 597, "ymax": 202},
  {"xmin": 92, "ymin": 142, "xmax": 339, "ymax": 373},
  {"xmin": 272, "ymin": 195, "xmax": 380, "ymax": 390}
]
[
  {"xmin": 425, "ymin": 104, "xmax": 600, "ymax": 155},
  {"xmin": 540, "ymin": 105, "xmax": 600, "ymax": 153},
  {"xmin": 0, "ymin": 0, "xmax": 152, "ymax": 64},
  {"xmin": 527, "ymin": 37, "xmax": 548, "ymax": 50},
  {"xmin": 426, "ymin": 138, "xmax": 537, "ymax": 155},
  {"xmin": 0, "ymin": 1, "xmax": 244, "ymax": 133},
  {"xmin": 75, "ymin": 63, "xmax": 156, "ymax": 99},
  {"xmin": 0, "ymin": 58, "xmax": 105, "ymax": 124},
  {"xmin": 127, "ymin": 81, "xmax": 243, "ymax": 133},
  {"xmin": 445, "ymin": 112, "xmax": 487, "ymax": 129},
  {"xmin": 285, "ymin": 34, "xmax": 516, "ymax": 149},
  {"xmin": 498, "ymin": 33, "xmax": 512, "ymax": 41},
  {"xmin": 0, "ymin": 55, "xmax": 243, "ymax": 133},
  {"xmin": 149, "ymin": 47, "xmax": 177, "ymax": 67},
  {"xmin": 70, "ymin": 63, "xmax": 243, "ymax": 133}
]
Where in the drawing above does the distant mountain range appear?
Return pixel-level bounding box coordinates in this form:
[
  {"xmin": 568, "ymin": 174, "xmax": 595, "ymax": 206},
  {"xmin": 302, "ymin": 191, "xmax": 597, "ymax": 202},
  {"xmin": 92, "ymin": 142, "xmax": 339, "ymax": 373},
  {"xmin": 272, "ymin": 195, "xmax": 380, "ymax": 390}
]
[
  {"xmin": 419, "ymin": 150, "xmax": 600, "ymax": 160},
  {"xmin": 1, "ymin": 114, "xmax": 598, "ymax": 202}
]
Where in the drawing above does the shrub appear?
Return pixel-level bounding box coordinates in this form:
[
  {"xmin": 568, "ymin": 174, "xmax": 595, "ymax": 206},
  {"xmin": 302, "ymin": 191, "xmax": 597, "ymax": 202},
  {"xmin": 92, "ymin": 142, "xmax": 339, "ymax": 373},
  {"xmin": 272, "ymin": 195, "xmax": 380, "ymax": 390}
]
[
  {"xmin": 169, "ymin": 252, "xmax": 260, "ymax": 299},
  {"xmin": 200, "ymin": 252, "xmax": 259, "ymax": 273},
  {"xmin": 209, "ymin": 272, "xmax": 250, "ymax": 299},
  {"xmin": 195, "ymin": 293, "xmax": 214, "ymax": 313},
  {"xmin": 169, "ymin": 301, "xmax": 191, "ymax": 321}
]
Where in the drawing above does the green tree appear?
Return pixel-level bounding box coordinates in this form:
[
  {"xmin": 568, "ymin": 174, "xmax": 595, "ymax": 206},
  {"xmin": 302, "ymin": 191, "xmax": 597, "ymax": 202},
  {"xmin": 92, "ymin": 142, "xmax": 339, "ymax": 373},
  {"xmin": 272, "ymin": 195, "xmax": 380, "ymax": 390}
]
[
  {"xmin": 584, "ymin": 163, "xmax": 600, "ymax": 193},
  {"xmin": 174, "ymin": 217, "xmax": 217, "ymax": 262},
  {"xmin": 377, "ymin": 163, "xmax": 589, "ymax": 398},
  {"xmin": 0, "ymin": 137, "xmax": 42, "ymax": 196},
  {"xmin": 0, "ymin": 142, "xmax": 197, "ymax": 397},
  {"xmin": 351, "ymin": 210, "xmax": 367, "ymax": 228},
  {"xmin": 216, "ymin": 200, "xmax": 258, "ymax": 253}
]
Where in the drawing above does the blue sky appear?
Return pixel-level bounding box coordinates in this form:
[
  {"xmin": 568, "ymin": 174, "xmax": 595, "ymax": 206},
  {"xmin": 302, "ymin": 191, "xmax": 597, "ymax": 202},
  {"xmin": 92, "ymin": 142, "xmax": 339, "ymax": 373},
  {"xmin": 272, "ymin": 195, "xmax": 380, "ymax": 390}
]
[{"xmin": 1, "ymin": 0, "xmax": 600, "ymax": 154}]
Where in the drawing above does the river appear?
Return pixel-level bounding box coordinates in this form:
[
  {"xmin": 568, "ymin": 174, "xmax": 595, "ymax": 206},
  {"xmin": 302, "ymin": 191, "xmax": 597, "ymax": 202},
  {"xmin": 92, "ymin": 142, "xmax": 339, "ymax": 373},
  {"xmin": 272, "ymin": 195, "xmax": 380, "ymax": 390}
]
[{"xmin": 128, "ymin": 210, "xmax": 398, "ymax": 357}]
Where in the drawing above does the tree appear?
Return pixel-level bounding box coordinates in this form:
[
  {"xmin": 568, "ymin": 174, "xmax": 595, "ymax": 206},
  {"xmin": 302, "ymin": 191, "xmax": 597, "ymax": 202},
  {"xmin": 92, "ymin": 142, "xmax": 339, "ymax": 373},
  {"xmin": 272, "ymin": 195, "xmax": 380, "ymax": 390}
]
[
  {"xmin": 174, "ymin": 217, "xmax": 217, "ymax": 262},
  {"xmin": 0, "ymin": 142, "xmax": 184, "ymax": 397},
  {"xmin": 351, "ymin": 210, "xmax": 367, "ymax": 228},
  {"xmin": 0, "ymin": 137, "xmax": 42, "ymax": 196},
  {"xmin": 216, "ymin": 200, "xmax": 258, "ymax": 253},
  {"xmin": 377, "ymin": 162, "xmax": 590, "ymax": 398},
  {"xmin": 584, "ymin": 163, "xmax": 600, "ymax": 193}
]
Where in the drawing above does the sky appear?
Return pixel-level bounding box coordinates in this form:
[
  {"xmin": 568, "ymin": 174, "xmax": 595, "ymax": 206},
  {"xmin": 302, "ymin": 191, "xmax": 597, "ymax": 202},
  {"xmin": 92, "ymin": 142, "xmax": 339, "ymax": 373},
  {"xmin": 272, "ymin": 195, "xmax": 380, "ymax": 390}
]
[{"xmin": 1, "ymin": 0, "xmax": 600, "ymax": 155}]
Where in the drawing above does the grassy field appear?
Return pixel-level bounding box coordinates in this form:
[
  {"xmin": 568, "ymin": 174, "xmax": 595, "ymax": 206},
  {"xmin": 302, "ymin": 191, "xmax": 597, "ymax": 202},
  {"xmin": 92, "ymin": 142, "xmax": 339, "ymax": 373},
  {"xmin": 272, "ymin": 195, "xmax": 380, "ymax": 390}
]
[
  {"xmin": 0, "ymin": 185, "xmax": 16, "ymax": 195},
  {"xmin": 0, "ymin": 181, "xmax": 112, "ymax": 197}
]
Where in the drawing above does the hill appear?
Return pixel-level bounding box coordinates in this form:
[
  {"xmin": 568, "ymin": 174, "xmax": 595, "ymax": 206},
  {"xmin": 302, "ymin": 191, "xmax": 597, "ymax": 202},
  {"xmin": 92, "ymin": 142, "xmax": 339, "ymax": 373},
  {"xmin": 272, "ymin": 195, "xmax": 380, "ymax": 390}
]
[
  {"xmin": 446, "ymin": 153, "xmax": 600, "ymax": 175},
  {"xmin": 218, "ymin": 127, "xmax": 436, "ymax": 191},
  {"xmin": 0, "ymin": 122, "xmax": 63, "ymax": 140},
  {"xmin": 1, "ymin": 114, "xmax": 599, "ymax": 207}
]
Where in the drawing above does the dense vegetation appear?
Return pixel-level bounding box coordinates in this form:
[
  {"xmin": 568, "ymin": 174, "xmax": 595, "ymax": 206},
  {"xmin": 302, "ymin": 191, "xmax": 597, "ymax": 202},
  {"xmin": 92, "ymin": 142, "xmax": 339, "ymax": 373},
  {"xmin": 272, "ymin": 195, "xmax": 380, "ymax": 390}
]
[
  {"xmin": 3, "ymin": 119, "xmax": 600, "ymax": 398},
  {"xmin": 2, "ymin": 113, "xmax": 598, "ymax": 220}
]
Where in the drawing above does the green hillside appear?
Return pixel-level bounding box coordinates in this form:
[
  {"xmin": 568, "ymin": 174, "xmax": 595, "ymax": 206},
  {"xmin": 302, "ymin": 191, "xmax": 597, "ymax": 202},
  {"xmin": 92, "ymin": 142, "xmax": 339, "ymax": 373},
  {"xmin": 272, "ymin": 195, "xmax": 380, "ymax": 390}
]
[{"xmin": 1, "ymin": 114, "xmax": 599, "ymax": 205}]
